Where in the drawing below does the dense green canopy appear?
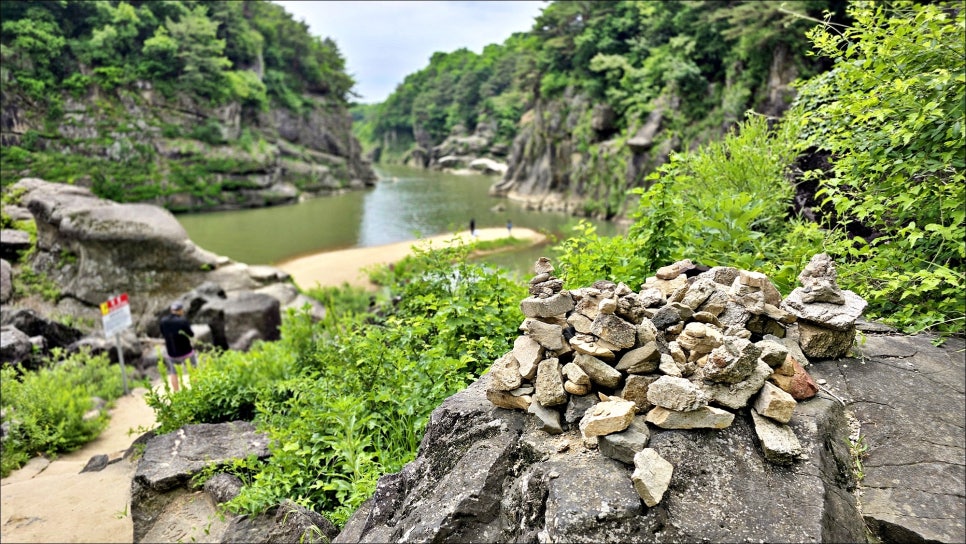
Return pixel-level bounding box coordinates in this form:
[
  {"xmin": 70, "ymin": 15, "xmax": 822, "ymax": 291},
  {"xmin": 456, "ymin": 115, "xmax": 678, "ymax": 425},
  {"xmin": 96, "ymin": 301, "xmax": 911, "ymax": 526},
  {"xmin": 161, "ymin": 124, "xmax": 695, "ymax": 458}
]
[{"xmin": 0, "ymin": 0, "xmax": 353, "ymax": 107}]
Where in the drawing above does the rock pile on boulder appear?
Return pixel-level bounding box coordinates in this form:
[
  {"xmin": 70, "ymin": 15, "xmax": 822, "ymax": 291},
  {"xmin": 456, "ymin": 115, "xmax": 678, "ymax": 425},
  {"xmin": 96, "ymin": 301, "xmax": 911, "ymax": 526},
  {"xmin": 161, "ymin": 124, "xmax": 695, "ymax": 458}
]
[{"xmin": 487, "ymin": 254, "xmax": 866, "ymax": 505}]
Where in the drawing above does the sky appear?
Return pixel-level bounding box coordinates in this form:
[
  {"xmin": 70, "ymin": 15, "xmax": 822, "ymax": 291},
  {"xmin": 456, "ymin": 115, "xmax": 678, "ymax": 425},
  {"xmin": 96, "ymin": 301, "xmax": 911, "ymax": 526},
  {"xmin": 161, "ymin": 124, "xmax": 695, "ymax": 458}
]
[{"xmin": 273, "ymin": 1, "xmax": 546, "ymax": 104}]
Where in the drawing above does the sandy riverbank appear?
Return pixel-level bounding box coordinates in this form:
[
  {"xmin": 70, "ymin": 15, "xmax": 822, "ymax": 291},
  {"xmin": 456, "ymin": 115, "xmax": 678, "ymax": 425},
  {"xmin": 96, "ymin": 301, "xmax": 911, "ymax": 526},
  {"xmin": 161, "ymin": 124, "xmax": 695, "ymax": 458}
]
[{"xmin": 276, "ymin": 227, "xmax": 546, "ymax": 290}]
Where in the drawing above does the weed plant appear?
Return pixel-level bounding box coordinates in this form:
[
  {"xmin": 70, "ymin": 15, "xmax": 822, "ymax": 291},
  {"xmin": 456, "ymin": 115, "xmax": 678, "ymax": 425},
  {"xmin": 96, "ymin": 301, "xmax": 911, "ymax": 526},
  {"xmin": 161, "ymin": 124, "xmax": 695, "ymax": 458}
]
[
  {"xmin": 147, "ymin": 240, "xmax": 525, "ymax": 526},
  {"xmin": 0, "ymin": 349, "xmax": 129, "ymax": 477}
]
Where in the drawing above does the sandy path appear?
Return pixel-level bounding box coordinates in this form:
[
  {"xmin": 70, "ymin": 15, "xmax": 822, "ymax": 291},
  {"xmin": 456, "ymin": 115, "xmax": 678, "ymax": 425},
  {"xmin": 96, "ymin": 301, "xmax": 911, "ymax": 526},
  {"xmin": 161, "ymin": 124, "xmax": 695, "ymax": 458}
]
[
  {"xmin": 0, "ymin": 385, "xmax": 158, "ymax": 543},
  {"xmin": 277, "ymin": 227, "xmax": 545, "ymax": 290}
]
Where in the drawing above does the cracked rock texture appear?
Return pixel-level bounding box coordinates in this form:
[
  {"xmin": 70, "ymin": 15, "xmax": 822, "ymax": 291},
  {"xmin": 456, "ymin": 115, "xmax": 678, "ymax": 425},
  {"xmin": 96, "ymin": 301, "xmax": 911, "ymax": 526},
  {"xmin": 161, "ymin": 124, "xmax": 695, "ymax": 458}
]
[
  {"xmin": 810, "ymin": 332, "xmax": 966, "ymax": 544},
  {"xmin": 335, "ymin": 329, "xmax": 964, "ymax": 543}
]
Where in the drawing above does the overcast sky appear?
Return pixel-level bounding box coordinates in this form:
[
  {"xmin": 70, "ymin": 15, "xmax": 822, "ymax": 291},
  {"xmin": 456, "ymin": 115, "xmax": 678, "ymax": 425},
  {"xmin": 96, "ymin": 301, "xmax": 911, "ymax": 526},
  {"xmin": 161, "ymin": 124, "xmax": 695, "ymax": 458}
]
[{"xmin": 273, "ymin": 1, "xmax": 546, "ymax": 104}]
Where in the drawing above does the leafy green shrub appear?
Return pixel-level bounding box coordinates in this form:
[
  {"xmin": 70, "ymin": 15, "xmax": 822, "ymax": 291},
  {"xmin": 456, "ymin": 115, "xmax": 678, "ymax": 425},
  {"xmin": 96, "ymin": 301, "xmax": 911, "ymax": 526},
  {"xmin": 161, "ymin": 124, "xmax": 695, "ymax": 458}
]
[
  {"xmin": 795, "ymin": 0, "xmax": 965, "ymax": 334},
  {"xmin": 557, "ymin": 111, "xmax": 817, "ymax": 294},
  {"xmin": 13, "ymin": 267, "xmax": 59, "ymax": 301},
  {"xmin": 1, "ymin": 350, "xmax": 127, "ymax": 476},
  {"xmin": 554, "ymin": 219, "xmax": 652, "ymax": 290},
  {"xmin": 188, "ymin": 119, "xmax": 227, "ymax": 146},
  {"xmin": 149, "ymin": 242, "xmax": 526, "ymax": 527}
]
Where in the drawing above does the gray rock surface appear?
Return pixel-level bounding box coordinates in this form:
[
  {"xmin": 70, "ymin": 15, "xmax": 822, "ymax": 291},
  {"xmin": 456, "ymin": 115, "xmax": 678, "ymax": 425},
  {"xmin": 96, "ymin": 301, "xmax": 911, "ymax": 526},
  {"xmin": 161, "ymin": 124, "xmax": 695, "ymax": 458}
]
[
  {"xmin": 8, "ymin": 179, "xmax": 296, "ymax": 336},
  {"xmin": 2, "ymin": 308, "xmax": 84, "ymax": 352},
  {"xmin": 131, "ymin": 421, "xmax": 270, "ymax": 542},
  {"xmin": 221, "ymin": 500, "xmax": 339, "ymax": 544},
  {"xmin": 809, "ymin": 333, "xmax": 966, "ymax": 543},
  {"xmin": 0, "ymin": 325, "xmax": 33, "ymax": 366},
  {"xmin": 0, "ymin": 228, "xmax": 30, "ymax": 261},
  {"xmin": 0, "ymin": 258, "xmax": 11, "ymax": 303},
  {"xmin": 335, "ymin": 370, "xmax": 868, "ymax": 543}
]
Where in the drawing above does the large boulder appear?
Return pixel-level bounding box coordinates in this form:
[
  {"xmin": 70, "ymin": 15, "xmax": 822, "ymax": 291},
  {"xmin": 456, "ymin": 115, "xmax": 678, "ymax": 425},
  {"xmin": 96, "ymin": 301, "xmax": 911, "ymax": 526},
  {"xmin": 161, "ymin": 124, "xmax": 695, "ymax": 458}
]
[
  {"xmin": 2, "ymin": 308, "xmax": 84, "ymax": 351},
  {"xmin": 9, "ymin": 178, "xmax": 294, "ymax": 335},
  {"xmin": 221, "ymin": 500, "xmax": 339, "ymax": 544},
  {"xmin": 1, "ymin": 258, "xmax": 13, "ymax": 304},
  {"xmin": 335, "ymin": 371, "xmax": 865, "ymax": 543},
  {"xmin": 810, "ymin": 332, "xmax": 966, "ymax": 543},
  {"xmin": 0, "ymin": 325, "xmax": 33, "ymax": 367},
  {"xmin": 130, "ymin": 421, "xmax": 339, "ymax": 544},
  {"xmin": 206, "ymin": 291, "xmax": 281, "ymax": 351},
  {"xmin": 0, "ymin": 228, "xmax": 31, "ymax": 262},
  {"xmin": 14, "ymin": 178, "xmax": 220, "ymax": 328}
]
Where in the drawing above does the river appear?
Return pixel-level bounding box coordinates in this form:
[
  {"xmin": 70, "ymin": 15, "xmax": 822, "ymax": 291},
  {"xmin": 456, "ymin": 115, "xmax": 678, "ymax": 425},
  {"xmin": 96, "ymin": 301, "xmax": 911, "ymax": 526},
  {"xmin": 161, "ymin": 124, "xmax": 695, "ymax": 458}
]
[{"xmin": 176, "ymin": 164, "xmax": 620, "ymax": 276}]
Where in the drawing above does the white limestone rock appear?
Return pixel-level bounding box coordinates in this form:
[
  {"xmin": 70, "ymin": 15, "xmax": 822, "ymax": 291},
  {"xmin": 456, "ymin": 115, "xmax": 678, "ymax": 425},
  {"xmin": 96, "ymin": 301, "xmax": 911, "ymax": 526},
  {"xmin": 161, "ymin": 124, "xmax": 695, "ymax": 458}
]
[
  {"xmin": 646, "ymin": 375, "xmax": 708, "ymax": 412},
  {"xmin": 753, "ymin": 382, "xmax": 797, "ymax": 424},
  {"xmin": 578, "ymin": 397, "xmax": 637, "ymax": 438},
  {"xmin": 632, "ymin": 448, "xmax": 674, "ymax": 507},
  {"xmin": 644, "ymin": 405, "xmax": 735, "ymax": 430}
]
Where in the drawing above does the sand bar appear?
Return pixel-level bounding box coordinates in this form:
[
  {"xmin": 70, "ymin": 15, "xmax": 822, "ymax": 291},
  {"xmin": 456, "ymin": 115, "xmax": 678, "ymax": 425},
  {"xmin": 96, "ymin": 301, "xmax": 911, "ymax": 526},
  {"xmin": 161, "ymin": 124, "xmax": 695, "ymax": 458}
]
[{"xmin": 277, "ymin": 227, "xmax": 546, "ymax": 290}]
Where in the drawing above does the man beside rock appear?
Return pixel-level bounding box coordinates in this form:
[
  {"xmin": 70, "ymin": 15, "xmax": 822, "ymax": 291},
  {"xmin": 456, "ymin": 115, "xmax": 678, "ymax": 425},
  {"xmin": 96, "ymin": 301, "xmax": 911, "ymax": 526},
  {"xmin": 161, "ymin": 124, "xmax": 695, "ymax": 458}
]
[{"xmin": 159, "ymin": 302, "xmax": 197, "ymax": 392}]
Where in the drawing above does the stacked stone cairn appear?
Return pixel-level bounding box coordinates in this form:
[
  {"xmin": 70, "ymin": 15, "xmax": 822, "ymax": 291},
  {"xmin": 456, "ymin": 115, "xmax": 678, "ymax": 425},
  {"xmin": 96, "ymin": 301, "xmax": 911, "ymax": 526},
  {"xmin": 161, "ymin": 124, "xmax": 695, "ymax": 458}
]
[{"xmin": 486, "ymin": 254, "xmax": 866, "ymax": 507}]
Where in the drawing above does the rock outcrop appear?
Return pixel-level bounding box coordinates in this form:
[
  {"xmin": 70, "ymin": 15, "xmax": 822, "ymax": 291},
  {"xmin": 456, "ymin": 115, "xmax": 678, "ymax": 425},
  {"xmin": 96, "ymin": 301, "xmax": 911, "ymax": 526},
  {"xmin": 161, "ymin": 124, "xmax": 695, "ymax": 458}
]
[
  {"xmin": 336, "ymin": 256, "xmax": 963, "ymax": 543},
  {"xmin": 130, "ymin": 421, "xmax": 338, "ymax": 544},
  {"xmin": 425, "ymin": 122, "xmax": 509, "ymax": 176},
  {"xmin": 0, "ymin": 179, "xmax": 323, "ymax": 371},
  {"xmin": 7, "ymin": 178, "xmax": 297, "ymax": 333},
  {"xmin": 488, "ymin": 43, "xmax": 804, "ymax": 220}
]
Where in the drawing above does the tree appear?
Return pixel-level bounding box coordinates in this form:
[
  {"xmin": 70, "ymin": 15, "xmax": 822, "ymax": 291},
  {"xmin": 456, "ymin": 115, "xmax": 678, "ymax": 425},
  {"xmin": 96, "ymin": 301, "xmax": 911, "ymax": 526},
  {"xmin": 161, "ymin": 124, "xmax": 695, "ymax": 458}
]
[
  {"xmin": 164, "ymin": 4, "xmax": 231, "ymax": 100},
  {"xmin": 795, "ymin": 0, "xmax": 965, "ymax": 333}
]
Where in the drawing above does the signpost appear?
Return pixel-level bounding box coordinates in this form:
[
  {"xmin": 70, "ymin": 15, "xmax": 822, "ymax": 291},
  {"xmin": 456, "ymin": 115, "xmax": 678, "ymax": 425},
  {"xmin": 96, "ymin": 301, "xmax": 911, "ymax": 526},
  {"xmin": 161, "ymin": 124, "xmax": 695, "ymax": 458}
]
[{"xmin": 100, "ymin": 293, "xmax": 132, "ymax": 395}]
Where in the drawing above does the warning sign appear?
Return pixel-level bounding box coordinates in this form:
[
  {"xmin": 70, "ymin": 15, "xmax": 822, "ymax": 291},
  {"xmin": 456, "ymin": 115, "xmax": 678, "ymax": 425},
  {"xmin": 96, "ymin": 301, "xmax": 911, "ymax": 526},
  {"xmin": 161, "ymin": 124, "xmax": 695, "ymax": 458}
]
[{"xmin": 101, "ymin": 293, "xmax": 132, "ymax": 337}]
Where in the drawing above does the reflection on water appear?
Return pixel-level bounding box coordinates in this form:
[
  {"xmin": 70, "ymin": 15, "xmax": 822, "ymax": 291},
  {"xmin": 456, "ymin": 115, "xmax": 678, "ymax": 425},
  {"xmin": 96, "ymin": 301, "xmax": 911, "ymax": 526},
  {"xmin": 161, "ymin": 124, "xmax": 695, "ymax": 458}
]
[{"xmin": 177, "ymin": 165, "xmax": 620, "ymax": 274}]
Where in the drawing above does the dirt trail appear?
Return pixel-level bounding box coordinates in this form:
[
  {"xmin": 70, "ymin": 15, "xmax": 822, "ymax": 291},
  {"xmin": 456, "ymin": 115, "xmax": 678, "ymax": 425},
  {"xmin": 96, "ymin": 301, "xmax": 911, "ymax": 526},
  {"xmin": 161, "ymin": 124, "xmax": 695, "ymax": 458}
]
[{"xmin": 1, "ymin": 385, "xmax": 158, "ymax": 543}]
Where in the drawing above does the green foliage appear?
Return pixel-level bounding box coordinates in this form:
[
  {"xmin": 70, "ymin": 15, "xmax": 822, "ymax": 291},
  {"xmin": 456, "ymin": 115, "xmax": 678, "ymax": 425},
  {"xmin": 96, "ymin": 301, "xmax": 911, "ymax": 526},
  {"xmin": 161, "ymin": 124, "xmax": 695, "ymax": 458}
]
[
  {"xmin": 0, "ymin": 0, "xmax": 359, "ymax": 205},
  {"xmin": 13, "ymin": 267, "xmax": 60, "ymax": 301},
  {"xmin": 555, "ymin": 112, "xmax": 818, "ymax": 294},
  {"xmin": 147, "ymin": 244, "xmax": 525, "ymax": 525},
  {"xmin": 1, "ymin": 349, "xmax": 128, "ymax": 477},
  {"xmin": 1, "ymin": 0, "xmax": 353, "ymax": 112},
  {"xmin": 363, "ymin": 33, "xmax": 539, "ymax": 155},
  {"xmin": 188, "ymin": 118, "xmax": 227, "ymax": 146},
  {"xmin": 795, "ymin": 1, "xmax": 965, "ymax": 334},
  {"xmin": 554, "ymin": 219, "xmax": 649, "ymax": 289},
  {"xmin": 164, "ymin": 4, "xmax": 232, "ymax": 101}
]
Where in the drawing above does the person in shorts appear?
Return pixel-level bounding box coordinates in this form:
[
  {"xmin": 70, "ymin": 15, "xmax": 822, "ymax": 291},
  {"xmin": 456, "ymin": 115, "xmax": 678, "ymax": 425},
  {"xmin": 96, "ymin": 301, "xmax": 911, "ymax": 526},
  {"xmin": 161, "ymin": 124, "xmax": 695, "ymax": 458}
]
[{"xmin": 159, "ymin": 301, "xmax": 197, "ymax": 392}]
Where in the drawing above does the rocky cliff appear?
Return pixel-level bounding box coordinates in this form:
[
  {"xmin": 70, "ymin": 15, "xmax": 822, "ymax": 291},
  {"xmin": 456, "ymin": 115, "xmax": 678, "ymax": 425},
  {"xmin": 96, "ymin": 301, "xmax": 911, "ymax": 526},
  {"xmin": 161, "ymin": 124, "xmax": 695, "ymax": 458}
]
[
  {"xmin": 1, "ymin": 84, "xmax": 377, "ymax": 212},
  {"xmin": 491, "ymin": 44, "xmax": 801, "ymax": 219}
]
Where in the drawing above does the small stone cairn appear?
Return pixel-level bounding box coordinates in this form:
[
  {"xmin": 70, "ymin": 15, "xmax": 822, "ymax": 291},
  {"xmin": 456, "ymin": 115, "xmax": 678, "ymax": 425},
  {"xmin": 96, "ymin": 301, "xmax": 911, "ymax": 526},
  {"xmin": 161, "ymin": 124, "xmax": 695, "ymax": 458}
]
[{"xmin": 486, "ymin": 254, "xmax": 866, "ymax": 507}]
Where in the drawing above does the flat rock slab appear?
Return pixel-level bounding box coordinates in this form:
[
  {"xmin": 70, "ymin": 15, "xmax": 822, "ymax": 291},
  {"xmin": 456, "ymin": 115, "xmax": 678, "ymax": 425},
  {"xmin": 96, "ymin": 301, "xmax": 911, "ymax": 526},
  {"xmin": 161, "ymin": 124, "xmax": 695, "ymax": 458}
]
[
  {"xmin": 131, "ymin": 421, "xmax": 270, "ymax": 542},
  {"xmin": 810, "ymin": 333, "xmax": 966, "ymax": 543}
]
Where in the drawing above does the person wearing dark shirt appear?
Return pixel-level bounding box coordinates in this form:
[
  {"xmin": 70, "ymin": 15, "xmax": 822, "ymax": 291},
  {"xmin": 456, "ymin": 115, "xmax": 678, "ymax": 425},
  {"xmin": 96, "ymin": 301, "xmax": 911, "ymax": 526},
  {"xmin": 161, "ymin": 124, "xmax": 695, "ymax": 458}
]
[{"xmin": 159, "ymin": 301, "xmax": 197, "ymax": 392}]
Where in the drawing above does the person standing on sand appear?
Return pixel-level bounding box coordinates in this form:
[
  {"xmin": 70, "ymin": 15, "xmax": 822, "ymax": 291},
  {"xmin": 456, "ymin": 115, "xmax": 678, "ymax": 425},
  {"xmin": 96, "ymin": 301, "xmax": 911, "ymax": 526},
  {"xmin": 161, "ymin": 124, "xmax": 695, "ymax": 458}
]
[
  {"xmin": 507, "ymin": 219, "xmax": 513, "ymax": 235},
  {"xmin": 159, "ymin": 302, "xmax": 197, "ymax": 392},
  {"xmin": 470, "ymin": 218, "xmax": 476, "ymax": 237}
]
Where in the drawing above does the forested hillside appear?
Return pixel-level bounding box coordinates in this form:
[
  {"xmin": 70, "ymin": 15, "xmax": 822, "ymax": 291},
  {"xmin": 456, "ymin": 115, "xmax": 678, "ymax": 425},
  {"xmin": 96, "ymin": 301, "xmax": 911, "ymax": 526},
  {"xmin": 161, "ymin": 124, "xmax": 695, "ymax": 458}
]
[
  {"xmin": 0, "ymin": 0, "xmax": 375, "ymax": 211},
  {"xmin": 353, "ymin": 0, "xmax": 849, "ymax": 218}
]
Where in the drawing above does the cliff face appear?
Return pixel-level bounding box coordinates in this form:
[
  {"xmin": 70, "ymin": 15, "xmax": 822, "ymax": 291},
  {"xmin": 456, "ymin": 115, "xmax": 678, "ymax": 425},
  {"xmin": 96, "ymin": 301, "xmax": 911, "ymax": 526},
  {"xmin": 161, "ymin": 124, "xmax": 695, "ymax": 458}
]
[
  {"xmin": 1, "ymin": 84, "xmax": 377, "ymax": 212},
  {"xmin": 491, "ymin": 44, "xmax": 801, "ymax": 220}
]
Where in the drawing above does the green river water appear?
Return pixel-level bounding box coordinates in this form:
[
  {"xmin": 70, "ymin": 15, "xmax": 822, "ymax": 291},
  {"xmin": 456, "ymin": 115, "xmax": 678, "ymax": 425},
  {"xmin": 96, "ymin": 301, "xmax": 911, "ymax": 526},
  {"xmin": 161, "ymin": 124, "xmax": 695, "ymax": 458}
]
[{"xmin": 176, "ymin": 164, "xmax": 620, "ymax": 277}]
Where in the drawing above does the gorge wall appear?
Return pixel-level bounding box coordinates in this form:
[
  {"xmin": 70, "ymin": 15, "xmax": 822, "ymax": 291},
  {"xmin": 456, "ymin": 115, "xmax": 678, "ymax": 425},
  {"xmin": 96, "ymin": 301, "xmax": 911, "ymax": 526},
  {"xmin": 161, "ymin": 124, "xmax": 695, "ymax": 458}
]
[{"xmin": 1, "ymin": 86, "xmax": 377, "ymax": 212}]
